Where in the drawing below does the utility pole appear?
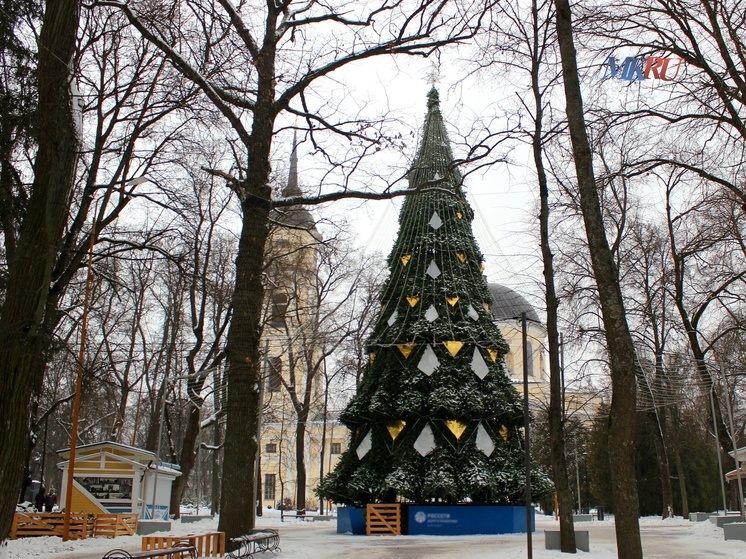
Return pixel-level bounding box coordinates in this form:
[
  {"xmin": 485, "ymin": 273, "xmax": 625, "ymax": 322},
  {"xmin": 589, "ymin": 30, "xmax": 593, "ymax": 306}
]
[
  {"xmin": 575, "ymin": 442, "xmax": 581, "ymax": 513},
  {"xmin": 62, "ymin": 205, "xmax": 97, "ymax": 541}
]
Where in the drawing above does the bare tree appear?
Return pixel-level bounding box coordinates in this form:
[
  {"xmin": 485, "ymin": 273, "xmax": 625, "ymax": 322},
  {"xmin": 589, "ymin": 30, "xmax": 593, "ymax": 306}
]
[
  {"xmin": 470, "ymin": 0, "xmax": 580, "ymax": 548},
  {"xmin": 664, "ymin": 176, "xmax": 746, "ymax": 507},
  {"xmin": 623, "ymin": 218, "xmax": 678, "ymax": 518},
  {"xmin": 167, "ymin": 168, "xmax": 235, "ymax": 518},
  {"xmin": 101, "ymin": 0, "xmax": 496, "ymax": 539},
  {"xmin": 589, "ymin": 0, "xmax": 746, "ymax": 208},
  {"xmin": 553, "ymin": 0, "xmax": 643, "ymax": 556},
  {"xmin": 0, "ymin": 2, "xmax": 200, "ymax": 536},
  {"xmin": 0, "ymin": 2, "xmax": 81, "ymax": 539}
]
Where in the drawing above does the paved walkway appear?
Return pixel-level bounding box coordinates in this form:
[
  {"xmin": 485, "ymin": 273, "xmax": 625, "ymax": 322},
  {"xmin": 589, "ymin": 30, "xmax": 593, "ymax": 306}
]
[{"xmin": 10, "ymin": 514, "xmax": 746, "ymax": 559}]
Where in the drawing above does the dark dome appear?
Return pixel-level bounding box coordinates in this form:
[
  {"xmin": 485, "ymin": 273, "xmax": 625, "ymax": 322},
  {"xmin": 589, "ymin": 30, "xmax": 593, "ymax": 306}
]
[{"xmin": 488, "ymin": 283, "xmax": 540, "ymax": 323}]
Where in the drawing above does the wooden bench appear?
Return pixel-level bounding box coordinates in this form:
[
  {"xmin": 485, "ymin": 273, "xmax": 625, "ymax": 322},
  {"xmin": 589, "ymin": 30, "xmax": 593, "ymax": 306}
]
[
  {"xmin": 102, "ymin": 541, "xmax": 196, "ymax": 559},
  {"xmin": 280, "ymin": 509, "xmax": 313, "ymax": 522},
  {"xmin": 225, "ymin": 529, "xmax": 280, "ymax": 559}
]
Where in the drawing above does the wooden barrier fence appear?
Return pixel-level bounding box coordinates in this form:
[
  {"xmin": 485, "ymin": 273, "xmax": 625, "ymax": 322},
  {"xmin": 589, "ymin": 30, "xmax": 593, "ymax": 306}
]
[
  {"xmin": 12, "ymin": 513, "xmax": 225, "ymax": 557},
  {"xmin": 10, "ymin": 513, "xmax": 93, "ymax": 540},
  {"xmin": 93, "ymin": 513, "xmax": 138, "ymax": 537},
  {"xmin": 366, "ymin": 503, "xmax": 401, "ymax": 536},
  {"xmin": 142, "ymin": 532, "xmax": 225, "ymax": 557},
  {"xmin": 10, "ymin": 512, "xmax": 140, "ymax": 539}
]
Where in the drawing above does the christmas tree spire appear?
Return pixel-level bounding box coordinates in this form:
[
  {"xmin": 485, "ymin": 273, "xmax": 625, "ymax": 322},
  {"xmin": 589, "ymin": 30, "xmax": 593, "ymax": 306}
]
[
  {"xmin": 408, "ymin": 88, "xmax": 462, "ymax": 192},
  {"xmin": 319, "ymin": 89, "xmax": 552, "ymax": 505}
]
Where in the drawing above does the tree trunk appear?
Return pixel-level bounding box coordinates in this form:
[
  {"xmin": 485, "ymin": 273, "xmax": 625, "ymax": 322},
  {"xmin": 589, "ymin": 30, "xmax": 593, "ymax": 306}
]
[
  {"xmin": 211, "ymin": 417, "xmax": 222, "ymax": 516},
  {"xmin": 665, "ymin": 200, "xmax": 732, "ymax": 461},
  {"xmin": 217, "ymin": 87, "xmax": 275, "ymax": 542},
  {"xmin": 645, "ymin": 353, "xmax": 674, "ymax": 518},
  {"xmin": 684, "ymin": 343, "xmax": 730, "ymax": 459},
  {"xmin": 531, "ymin": 7, "xmax": 576, "ymax": 546},
  {"xmin": 170, "ymin": 401, "xmax": 202, "ymax": 519},
  {"xmin": 145, "ymin": 377, "xmax": 167, "ymax": 453},
  {"xmin": 669, "ymin": 403, "xmax": 689, "ymax": 518},
  {"xmin": 553, "ymin": 1, "xmax": 643, "ymax": 557},
  {"xmin": 295, "ymin": 409, "xmax": 309, "ymax": 511},
  {"xmin": 215, "ymin": 0, "xmax": 283, "ymax": 537},
  {"xmin": 318, "ymin": 375, "xmax": 330, "ymax": 515},
  {"xmin": 0, "ymin": 1, "xmax": 81, "ymax": 541},
  {"xmin": 646, "ymin": 410, "xmax": 674, "ymax": 518},
  {"xmin": 217, "ymin": 181, "xmax": 271, "ymax": 543}
]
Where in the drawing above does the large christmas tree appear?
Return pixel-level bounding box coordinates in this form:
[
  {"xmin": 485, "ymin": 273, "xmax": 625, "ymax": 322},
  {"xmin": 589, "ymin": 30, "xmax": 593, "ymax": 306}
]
[{"xmin": 320, "ymin": 88, "xmax": 552, "ymax": 506}]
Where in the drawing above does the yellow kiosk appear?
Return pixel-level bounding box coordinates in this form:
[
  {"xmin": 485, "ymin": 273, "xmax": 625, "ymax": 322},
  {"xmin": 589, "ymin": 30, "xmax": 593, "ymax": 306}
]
[{"xmin": 57, "ymin": 441, "xmax": 181, "ymax": 521}]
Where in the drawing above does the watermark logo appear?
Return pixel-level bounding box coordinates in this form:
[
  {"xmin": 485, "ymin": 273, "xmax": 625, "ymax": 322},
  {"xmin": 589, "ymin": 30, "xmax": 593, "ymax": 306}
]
[{"xmin": 603, "ymin": 56, "xmax": 683, "ymax": 82}]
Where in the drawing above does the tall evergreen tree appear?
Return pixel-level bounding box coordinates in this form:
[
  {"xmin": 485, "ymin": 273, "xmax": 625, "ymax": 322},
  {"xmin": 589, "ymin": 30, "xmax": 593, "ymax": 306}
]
[{"xmin": 320, "ymin": 89, "xmax": 552, "ymax": 505}]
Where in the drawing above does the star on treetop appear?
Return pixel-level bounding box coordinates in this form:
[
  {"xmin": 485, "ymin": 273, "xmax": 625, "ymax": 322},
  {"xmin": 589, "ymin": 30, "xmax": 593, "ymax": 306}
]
[{"xmin": 425, "ymin": 66, "xmax": 442, "ymax": 86}]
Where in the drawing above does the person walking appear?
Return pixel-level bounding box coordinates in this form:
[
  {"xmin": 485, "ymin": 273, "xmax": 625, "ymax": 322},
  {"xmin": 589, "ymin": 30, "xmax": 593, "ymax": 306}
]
[
  {"xmin": 44, "ymin": 488, "xmax": 57, "ymax": 512},
  {"xmin": 34, "ymin": 486, "xmax": 45, "ymax": 512}
]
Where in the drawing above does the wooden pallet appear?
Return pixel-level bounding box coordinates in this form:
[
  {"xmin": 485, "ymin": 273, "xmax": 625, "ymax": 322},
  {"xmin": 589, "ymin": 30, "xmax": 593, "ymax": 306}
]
[
  {"xmin": 10, "ymin": 512, "xmax": 93, "ymax": 539},
  {"xmin": 366, "ymin": 504, "xmax": 401, "ymax": 536},
  {"xmin": 142, "ymin": 532, "xmax": 225, "ymax": 557},
  {"xmin": 93, "ymin": 513, "xmax": 138, "ymax": 537}
]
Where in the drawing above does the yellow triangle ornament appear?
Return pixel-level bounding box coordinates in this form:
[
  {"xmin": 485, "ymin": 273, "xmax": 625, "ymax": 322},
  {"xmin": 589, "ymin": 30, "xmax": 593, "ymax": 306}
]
[
  {"xmin": 400, "ymin": 254, "xmax": 411, "ymax": 266},
  {"xmin": 387, "ymin": 420, "xmax": 406, "ymax": 440},
  {"xmin": 487, "ymin": 348, "xmax": 498, "ymax": 362},
  {"xmin": 445, "ymin": 420, "xmax": 468, "ymax": 440},
  {"xmin": 499, "ymin": 425, "xmax": 509, "ymax": 441},
  {"xmin": 456, "ymin": 252, "xmax": 467, "ymax": 263},
  {"xmin": 443, "ymin": 340, "xmax": 464, "ymax": 357},
  {"xmin": 407, "ymin": 296, "xmax": 420, "ymax": 307},
  {"xmin": 397, "ymin": 343, "xmax": 416, "ymax": 358},
  {"xmin": 446, "ymin": 296, "xmax": 460, "ymax": 307},
  {"xmin": 369, "ymin": 352, "xmax": 376, "ymax": 364},
  {"xmin": 456, "ymin": 211, "xmax": 463, "ymax": 219}
]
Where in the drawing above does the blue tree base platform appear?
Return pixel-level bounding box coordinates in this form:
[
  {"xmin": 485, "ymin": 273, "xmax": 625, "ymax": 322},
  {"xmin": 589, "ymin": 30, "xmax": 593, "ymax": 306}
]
[{"xmin": 337, "ymin": 504, "xmax": 534, "ymax": 535}]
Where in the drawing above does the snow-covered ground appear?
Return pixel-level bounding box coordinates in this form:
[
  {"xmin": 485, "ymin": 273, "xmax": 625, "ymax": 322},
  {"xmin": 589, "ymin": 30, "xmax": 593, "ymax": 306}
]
[{"xmin": 5, "ymin": 509, "xmax": 745, "ymax": 559}]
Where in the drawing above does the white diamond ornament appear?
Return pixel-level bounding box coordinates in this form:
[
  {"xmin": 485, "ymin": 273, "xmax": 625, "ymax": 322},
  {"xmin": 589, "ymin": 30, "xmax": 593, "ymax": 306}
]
[
  {"xmin": 417, "ymin": 345, "xmax": 440, "ymax": 376},
  {"xmin": 467, "ymin": 304, "xmax": 479, "ymax": 321},
  {"xmin": 471, "ymin": 347, "xmax": 489, "ymax": 379},
  {"xmin": 387, "ymin": 310, "xmax": 398, "ymax": 326},
  {"xmin": 356, "ymin": 430, "xmax": 372, "ymax": 459},
  {"xmin": 476, "ymin": 423, "xmax": 495, "ymax": 457},
  {"xmin": 429, "ymin": 212, "xmax": 443, "ymax": 230},
  {"xmin": 414, "ymin": 424, "xmax": 436, "ymax": 457},
  {"xmin": 426, "ymin": 260, "xmax": 441, "ymax": 278},
  {"xmin": 425, "ymin": 305, "xmax": 439, "ymax": 322}
]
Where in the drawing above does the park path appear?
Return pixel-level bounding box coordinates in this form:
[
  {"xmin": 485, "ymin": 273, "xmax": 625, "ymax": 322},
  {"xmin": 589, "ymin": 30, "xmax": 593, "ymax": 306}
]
[{"xmin": 11, "ymin": 514, "xmax": 746, "ymax": 559}]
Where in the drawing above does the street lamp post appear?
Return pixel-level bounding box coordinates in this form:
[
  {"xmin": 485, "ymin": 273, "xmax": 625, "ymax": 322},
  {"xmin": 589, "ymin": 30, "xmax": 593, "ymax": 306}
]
[
  {"xmin": 719, "ymin": 368, "xmax": 745, "ymax": 519},
  {"xmin": 149, "ymin": 380, "xmax": 169, "ymax": 520},
  {"xmin": 709, "ymin": 385, "xmax": 728, "ymax": 513},
  {"xmin": 521, "ymin": 312, "xmax": 533, "ymax": 559}
]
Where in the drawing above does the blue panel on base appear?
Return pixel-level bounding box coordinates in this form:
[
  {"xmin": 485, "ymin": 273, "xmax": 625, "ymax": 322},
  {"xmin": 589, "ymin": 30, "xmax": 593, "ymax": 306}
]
[
  {"xmin": 336, "ymin": 506, "xmax": 366, "ymax": 534},
  {"xmin": 407, "ymin": 505, "xmax": 534, "ymax": 535}
]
